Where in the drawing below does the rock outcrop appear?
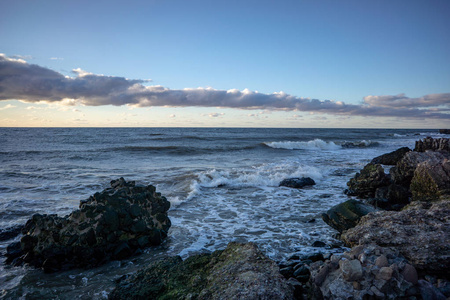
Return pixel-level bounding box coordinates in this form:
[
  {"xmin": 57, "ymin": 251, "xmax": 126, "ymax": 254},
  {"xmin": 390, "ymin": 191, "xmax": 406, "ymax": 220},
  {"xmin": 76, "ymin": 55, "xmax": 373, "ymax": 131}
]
[
  {"xmin": 279, "ymin": 177, "xmax": 316, "ymax": 189},
  {"xmin": 410, "ymin": 156, "xmax": 450, "ymax": 201},
  {"xmin": 109, "ymin": 242, "xmax": 295, "ymax": 300},
  {"xmin": 6, "ymin": 178, "xmax": 171, "ymax": 272},
  {"xmin": 321, "ymin": 199, "xmax": 378, "ymax": 233},
  {"xmin": 345, "ymin": 163, "xmax": 390, "ymax": 198},
  {"xmin": 341, "ymin": 199, "xmax": 450, "ymax": 277},
  {"xmin": 370, "ymin": 146, "xmax": 411, "ymax": 165},
  {"xmin": 415, "ymin": 137, "xmax": 450, "ymax": 152}
]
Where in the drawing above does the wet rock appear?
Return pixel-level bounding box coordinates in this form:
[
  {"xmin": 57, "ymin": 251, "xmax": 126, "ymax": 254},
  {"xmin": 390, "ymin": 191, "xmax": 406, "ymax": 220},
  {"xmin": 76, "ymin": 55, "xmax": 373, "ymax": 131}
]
[
  {"xmin": 415, "ymin": 137, "xmax": 450, "ymax": 152},
  {"xmin": 341, "ymin": 199, "xmax": 450, "ymax": 277},
  {"xmin": 410, "ymin": 156, "xmax": 450, "ymax": 201},
  {"xmin": 369, "ymin": 183, "xmax": 411, "ymax": 210},
  {"xmin": 321, "ymin": 199, "xmax": 378, "ymax": 233},
  {"xmin": 390, "ymin": 151, "xmax": 449, "ymax": 187},
  {"xmin": 5, "ymin": 178, "xmax": 171, "ymax": 272},
  {"xmin": 439, "ymin": 129, "xmax": 450, "ymax": 134},
  {"xmin": 279, "ymin": 177, "xmax": 316, "ymax": 189},
  {"xmin": 371, "ymin": 146, "xmax": 411, "ymax": 165},
  {"xmin": 109, "ymin": 242, "xmax": 295, "ymax": 300},
  {"xmin": 0, "ymin": 225, "xmax": 24, "ymax": 242},
  {"xmin": 345, "ymin": 163, "xmax": 390, "ymax": 198}
]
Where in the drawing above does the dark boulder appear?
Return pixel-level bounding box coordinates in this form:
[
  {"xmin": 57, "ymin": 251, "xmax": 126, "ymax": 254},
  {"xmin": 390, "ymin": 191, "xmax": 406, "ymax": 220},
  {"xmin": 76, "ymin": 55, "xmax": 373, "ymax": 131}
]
[
  {"xmin": 109, "ymin": 242, "xmax": 295, "ymax": 300},
  {"xmin": 370, "ymin": 147, "xmax": 411, "ymax": 165},
  {"xmin": 321, "ymin": 199, "xmax": 378, "ymax": 233},
  {"xmin": 390, "ymin": 151, "xmax": 450, "ymax": 187},
  {"xmin": 5, "ymin": 178, "xmax": 171, "ymax": 272},
  {"xmin": 367, "ymin": 184, "xmax": 411, "ymax": 210},
  {"xmin": 410, "ymin": 157, "xmax": 450, "ymax": 201},
  {"xmin": 345, "ymin": 163, "xmax": 390, "ymax": 198},
  {"xmin": 279, "ymin": 177, "xmax": 316, "ymax": 189},
  {"xmin": 439, "ymin": 129, "xmax": 450, "ymax": 134}
]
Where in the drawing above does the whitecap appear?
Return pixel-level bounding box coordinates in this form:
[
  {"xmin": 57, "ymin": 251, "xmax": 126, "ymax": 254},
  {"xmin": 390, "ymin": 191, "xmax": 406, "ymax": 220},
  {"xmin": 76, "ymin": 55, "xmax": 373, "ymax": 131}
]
[{"xmin": 264, "ymin": 139, "xmax": 340, "ymax": 151}]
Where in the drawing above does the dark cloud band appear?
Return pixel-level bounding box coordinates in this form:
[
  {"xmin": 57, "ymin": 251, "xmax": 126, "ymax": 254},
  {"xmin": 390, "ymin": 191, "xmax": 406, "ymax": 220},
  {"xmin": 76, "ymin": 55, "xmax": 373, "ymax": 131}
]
[{"xmin": 1, "ymin": 54, "xmax": 449, "ymax": 119}]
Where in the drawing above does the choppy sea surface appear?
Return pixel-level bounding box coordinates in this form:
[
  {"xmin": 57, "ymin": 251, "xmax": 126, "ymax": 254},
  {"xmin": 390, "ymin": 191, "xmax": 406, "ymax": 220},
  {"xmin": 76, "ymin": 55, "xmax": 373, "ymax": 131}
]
[{"xmin": 0, "ymin": 127, "xmax": 447, "ymax": 299}]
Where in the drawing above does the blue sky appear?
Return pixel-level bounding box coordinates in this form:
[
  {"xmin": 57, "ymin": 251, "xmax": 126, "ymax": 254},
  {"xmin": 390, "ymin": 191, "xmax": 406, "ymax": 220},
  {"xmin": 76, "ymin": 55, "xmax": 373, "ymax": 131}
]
[{"xmin": 1, "ymin": 0, "xmax": 449, "ymax": 127}]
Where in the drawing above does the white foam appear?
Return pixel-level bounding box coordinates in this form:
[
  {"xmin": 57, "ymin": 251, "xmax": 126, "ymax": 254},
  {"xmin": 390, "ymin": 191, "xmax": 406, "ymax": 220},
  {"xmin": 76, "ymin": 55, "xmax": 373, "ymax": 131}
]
[
  {"xmin": 264, "ymin": 139, "xmax": 340, "ymax": 150},
  {"xmin": 186, "ymin": 161, "xmax": 323, "ymax": 200}
]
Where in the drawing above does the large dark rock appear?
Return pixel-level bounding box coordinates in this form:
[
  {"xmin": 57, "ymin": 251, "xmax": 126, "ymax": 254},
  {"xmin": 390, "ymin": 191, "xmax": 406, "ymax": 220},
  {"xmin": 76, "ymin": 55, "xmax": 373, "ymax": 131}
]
[
  {"xmin": 321, "ymin": 199, "xmax": 378, "ymax": 233},
  {"xmin": 5, "ymin": 178, "xmax": 171, "ymax": 272},
  {"xmin": 390, "ymin": 151, "xmax": 450, "ymax": 187},
  {"xmin": 370, "ymin": 147, "xmax": 411, "ymax": 165},
  {"xmin": 109, "ymin": 242, "xmax": 295, "ymax": 300},
  {"xmin": 415, "ymin": 137, "xmax": 450, "ymax": 152},
  {"xmin": 345, "ymin": 163, "xmax": 390, "ymax": 198},
  {"xmin": 279, "ymin": 177, "xmax": 316, "ymax": 189},
  {"xmin": 367, "ymin": 184, "xmax": 411, "ymax": 210},
  {"xmin": 341, "ymin": 199, "xmax": 450, "ymax": 277},
  {"xmin": 439, "ymin": 129, "xmax": 450, "ymax": 134},
  {"xmin": 410, "ymin": 157, "xmax": 450, "ymax": 201}
]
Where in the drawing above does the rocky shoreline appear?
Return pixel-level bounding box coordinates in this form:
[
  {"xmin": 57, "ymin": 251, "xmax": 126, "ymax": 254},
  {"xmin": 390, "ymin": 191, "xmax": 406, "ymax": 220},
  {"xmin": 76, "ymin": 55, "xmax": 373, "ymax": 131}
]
[{"xmin": 3, "ymin": 137, "xmax": 450, "ymax": 299}]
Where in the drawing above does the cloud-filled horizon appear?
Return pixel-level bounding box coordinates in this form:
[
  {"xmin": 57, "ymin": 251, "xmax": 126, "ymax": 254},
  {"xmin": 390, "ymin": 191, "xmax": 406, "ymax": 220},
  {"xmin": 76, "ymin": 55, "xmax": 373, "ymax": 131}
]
[{"xmin": 1, "ymin": 54, "xmax": 449, "ymax": 120}]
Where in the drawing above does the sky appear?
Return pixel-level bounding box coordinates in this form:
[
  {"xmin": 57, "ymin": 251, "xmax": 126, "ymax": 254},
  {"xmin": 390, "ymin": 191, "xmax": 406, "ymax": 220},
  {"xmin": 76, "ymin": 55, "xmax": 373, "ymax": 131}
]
[{"xmin": 0, "ymin": 0, "xmax": 449, "ymax": 128}]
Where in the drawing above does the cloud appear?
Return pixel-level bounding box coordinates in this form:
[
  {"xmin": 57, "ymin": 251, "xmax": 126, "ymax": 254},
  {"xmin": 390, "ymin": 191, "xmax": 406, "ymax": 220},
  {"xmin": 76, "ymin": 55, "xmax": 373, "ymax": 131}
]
[
  {"xmin": 50, "ymin": 57, "xmax": 64, "ymax": 60},
  {"xmin": 0, "ymin": 104, "xmax": 16, "ymax": 110},
  {"xmin": 207, "ymin": 112, "xmax": 225, "ymax": 118},
  {"xmin": 364, "ymin": 93, "xmax": 450, "ymax": 108},
  {"xmin": 0, "ymin": 54, "xmax": 449, "ymax": 120}
]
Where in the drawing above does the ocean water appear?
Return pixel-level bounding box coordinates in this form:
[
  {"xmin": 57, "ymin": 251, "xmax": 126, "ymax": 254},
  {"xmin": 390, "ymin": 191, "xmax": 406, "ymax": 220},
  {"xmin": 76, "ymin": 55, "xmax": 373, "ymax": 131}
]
[{"xmin": 0, "ymin": 127, "xmax": 446, "ymax": 298}]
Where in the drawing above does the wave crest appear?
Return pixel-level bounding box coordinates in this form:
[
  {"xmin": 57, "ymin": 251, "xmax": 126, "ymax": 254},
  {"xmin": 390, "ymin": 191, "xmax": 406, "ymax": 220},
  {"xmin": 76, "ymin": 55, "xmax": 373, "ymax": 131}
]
[{"xmin": 263, "ymin": 139, "xmax": 340, "ymax": 150}]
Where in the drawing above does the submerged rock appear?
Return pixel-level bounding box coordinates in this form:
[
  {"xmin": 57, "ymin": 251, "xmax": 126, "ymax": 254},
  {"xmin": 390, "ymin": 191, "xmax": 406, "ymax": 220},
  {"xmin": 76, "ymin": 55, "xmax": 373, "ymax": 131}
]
[
  {"xmin": 279, "ymin": 177, "xmax": 316, "ymax": 189},
  {"xmin": 321, "ymin": 199, "xmax": 378, "ymax": 233},
  {"xmin": 5, "ymin": 178, "xmax": 171, "ymax": 272},
  {"xmin": 370, "ymin": 146, "xmax": 411, "ymax": 165},
  {"xmin": 109, "ymin": 242, "xmax": 295, "ymax": 300},
  {"xmin": 341, "ymin": 199, "xmax": 450, "ymax": 277}
]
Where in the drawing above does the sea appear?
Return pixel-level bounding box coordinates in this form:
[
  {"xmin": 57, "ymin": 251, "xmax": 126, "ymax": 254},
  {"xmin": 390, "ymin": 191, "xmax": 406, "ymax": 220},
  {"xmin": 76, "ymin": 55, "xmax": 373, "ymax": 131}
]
[{"xmin": 0, "ymin": 127, "xmax": 447, "ymax": 299}]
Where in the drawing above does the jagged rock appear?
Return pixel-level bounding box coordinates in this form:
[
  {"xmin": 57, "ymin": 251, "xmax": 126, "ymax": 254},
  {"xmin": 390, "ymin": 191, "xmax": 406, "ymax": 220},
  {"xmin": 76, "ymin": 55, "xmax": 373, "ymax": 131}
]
[
  {"xmin": 410, "ymin": 157, "xmax": 450, "ymax": 201},
  {"xmin": 109, "ymin": 242, "xmax": 295, "ymax": 300},
  {"xmin": 309, "ymin": 244, "xmax": 420, "ymax": 299},
  {"xmin": 5, "ymin": 178, "xmax": 171, "ymax": 272},
  {"xmin": 279, "ymin": 177, "xmax": 316, "ymax": 189},
  {"xmin": 321, "ymin": 199, "xmax": 378, "ymax": 233},
  {"xmin": 367, "ymin": 184, "xmax": 411, "ymax": 210},
  {"xmin": 345, "ymin": 163, "xmax": 390, "ymax": 198},
  {"xmin": 415, "ymin": 137, "xmax": 450, "ymax": 152},
  {"xmin": 341, "ymin": 199, "xmax": 450, "ymax": 277},
  {"xmin": 371, "ymin": 147, "xmax": 411, "ymax": 165},
  {"xmin": 390, "ymin": 151, "xmax": 450, "ymax": 187}
]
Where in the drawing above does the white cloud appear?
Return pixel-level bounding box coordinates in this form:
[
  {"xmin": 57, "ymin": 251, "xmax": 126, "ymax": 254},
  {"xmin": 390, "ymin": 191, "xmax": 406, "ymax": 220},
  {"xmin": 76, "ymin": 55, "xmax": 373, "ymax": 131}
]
[
  {"xmin": 0, "ymin": 54, "xmax": 449, "ymax": 120},
  {"xmin": 0, "ymin": 104, "xmax": 16, "ymax": 110}
]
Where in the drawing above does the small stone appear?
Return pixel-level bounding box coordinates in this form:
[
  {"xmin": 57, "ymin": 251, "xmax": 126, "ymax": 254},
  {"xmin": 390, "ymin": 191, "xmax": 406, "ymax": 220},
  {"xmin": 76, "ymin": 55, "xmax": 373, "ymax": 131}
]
[
  {"xmin": 340, "ymin": 259, "xmax": 363, "ymax": 281},
  {"xmin": 312, "ymin": 241, "xmax": 326, "ymax": 248},
  {"xmin": 402, "ymin": 264, "xmax": 418, "ymax": 285},
  {"xmin": 314, "ymin": 264, "xmax": 330, "ymax": 286},
  {"xmin": 376, "ymin": 267, "xmax": 394, "ymax": 281},
  {"xmin": 370, "ymin": 286, "xmax": 385, "ymax": 297},
  {"xmin": 353, "ymin": 281, "xmax": 362, "ymax": 290},
  {"xmin": 375, "ymin": 255, "xmax": 389, "ymax": 268}
]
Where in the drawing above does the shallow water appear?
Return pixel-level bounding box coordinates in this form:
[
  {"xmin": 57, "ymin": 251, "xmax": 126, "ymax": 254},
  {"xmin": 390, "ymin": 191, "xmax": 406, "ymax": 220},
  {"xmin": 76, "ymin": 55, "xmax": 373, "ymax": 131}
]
[{"xmin": 0, "ymin": 127, "xmax": 446, "ymax": 298}]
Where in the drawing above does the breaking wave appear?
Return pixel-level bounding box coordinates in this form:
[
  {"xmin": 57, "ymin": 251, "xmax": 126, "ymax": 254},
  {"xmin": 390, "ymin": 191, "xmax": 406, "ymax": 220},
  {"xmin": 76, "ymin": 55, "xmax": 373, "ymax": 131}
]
[{"xmin": 263, "ymin": 139, "xmax": 340, "ymax": 151}]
